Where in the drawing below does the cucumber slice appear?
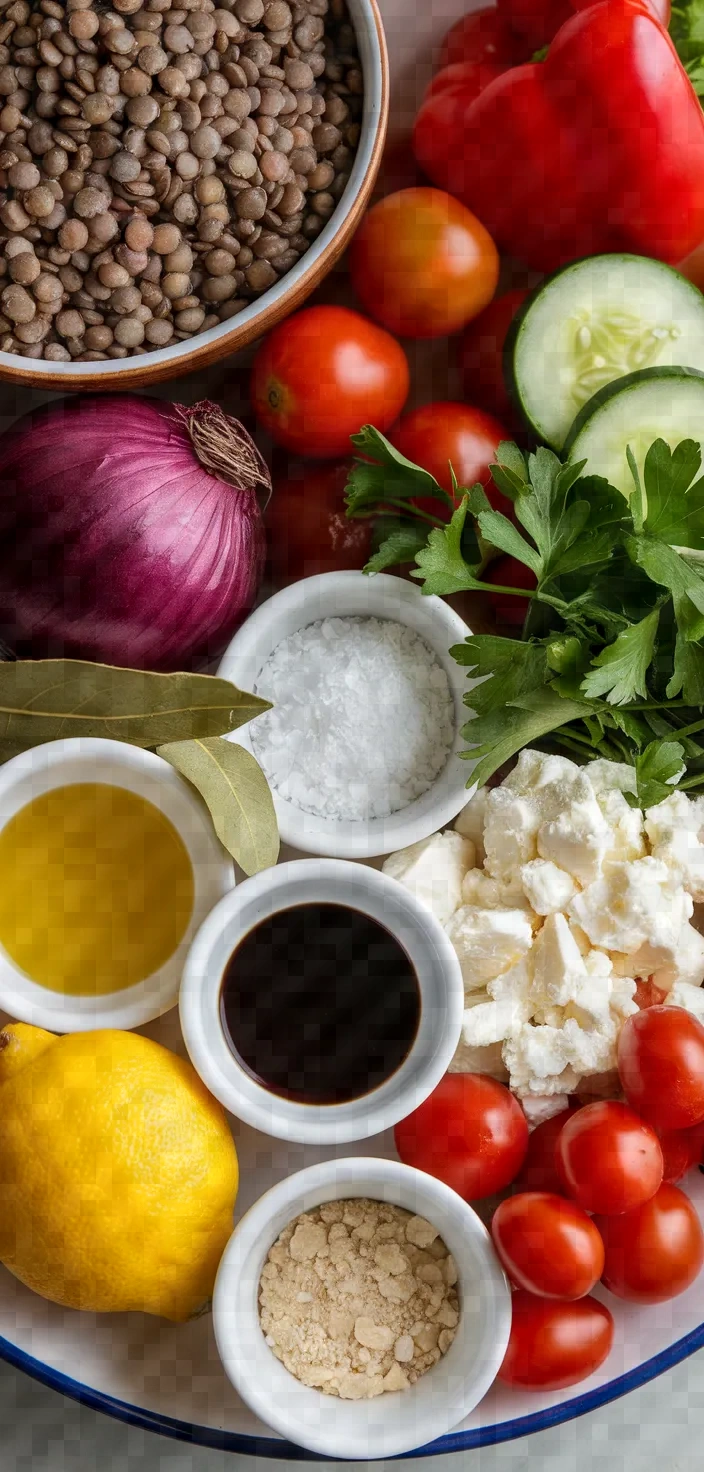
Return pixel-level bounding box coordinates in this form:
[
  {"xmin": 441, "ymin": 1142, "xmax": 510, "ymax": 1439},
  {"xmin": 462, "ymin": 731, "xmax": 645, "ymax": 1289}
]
[
  {"xmin": 564, "ymin": 366, "xmax": 704, "ymax": 497},
  {"xmin": 505, "ymin": 255, "xmax": 704, "ymax": 450}
]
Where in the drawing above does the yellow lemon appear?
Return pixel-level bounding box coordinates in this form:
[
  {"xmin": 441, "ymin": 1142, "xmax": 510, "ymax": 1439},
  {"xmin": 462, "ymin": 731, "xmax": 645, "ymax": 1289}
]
[{"xmin": 0, "ymin": 1024, "xmax": 238, "ymax": 1321}]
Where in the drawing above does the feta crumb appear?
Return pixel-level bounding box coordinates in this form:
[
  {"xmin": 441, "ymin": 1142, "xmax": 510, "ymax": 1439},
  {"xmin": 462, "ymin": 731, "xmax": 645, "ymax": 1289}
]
[
  {"xmin": 666, "ymin": 980, "xmax": 704, "ymax": 1023},
  {"xmin": 461, "ymin": 866, "xmax": 537, "ymax": 919},
  {"xmin": 444, "ymin": 905, "xmax": 533, "ymax": 990},
  {"xmin": 538, "ymin": 796, "xmax": 613, "ymax": 885},
  {"xmin": 653, "ymin": 922, "xmax": 704, "ymax": 991},
  {"xmin": 454, "ymin": 786, "xmax": 489, "ymax": 863},
  {"xmin": 531, "ymin": 912, "xmax": 587, "ymax": 1007},
  {"xmin": 521, "ymin": 1093, "xmax": 570, "ymax": 1128},
  {"xmin": 521, "ymin": 859, "xmax": 577, "ymax": 915},
  {"xmin": 447, "ymin": 1036, "xmax": 508, "ymax": 1079},
  {"xmin": 382, "ymin": 831, "xmax": 475, "ymax": 927},
  {"xmin": 483, "ymin": 791, "xmax": 541, "ymax": 880},
  {"xmin": 586, "ymin": 760, "xmax": 637, "ymax": 796},
  {"xmin": 570, "ymin": 857, "xmax": 693, "ymax": 965},
  {"xmin": 646, "ymin": 791, "xmax": 704, "ymax": 901}
]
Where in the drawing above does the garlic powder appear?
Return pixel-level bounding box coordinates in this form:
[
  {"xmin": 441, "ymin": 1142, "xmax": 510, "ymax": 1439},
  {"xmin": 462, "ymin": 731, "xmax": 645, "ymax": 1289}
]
[{"xmin": 258, "ymin": 1198, "xmax": 460, "ymax": 1399}]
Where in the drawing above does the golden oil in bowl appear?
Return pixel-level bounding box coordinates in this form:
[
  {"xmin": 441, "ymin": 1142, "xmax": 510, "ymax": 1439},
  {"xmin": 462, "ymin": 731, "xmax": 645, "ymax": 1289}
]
[{"xmin": 0, "ymin": 783, "xmax": 194, "ymax": 996}]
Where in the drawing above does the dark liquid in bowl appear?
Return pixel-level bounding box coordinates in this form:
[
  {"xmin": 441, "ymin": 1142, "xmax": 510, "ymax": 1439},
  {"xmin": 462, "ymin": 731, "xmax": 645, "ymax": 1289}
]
[{"xmin": 219, "ymin": 902, "xmax": 421, "ymax": 1105}]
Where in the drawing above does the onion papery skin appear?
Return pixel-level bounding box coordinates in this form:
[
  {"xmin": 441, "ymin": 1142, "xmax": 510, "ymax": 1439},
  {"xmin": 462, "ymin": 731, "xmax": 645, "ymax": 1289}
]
[{"xmin": 0, "ymin": 395, "xmax": 266, "ymax": 671}]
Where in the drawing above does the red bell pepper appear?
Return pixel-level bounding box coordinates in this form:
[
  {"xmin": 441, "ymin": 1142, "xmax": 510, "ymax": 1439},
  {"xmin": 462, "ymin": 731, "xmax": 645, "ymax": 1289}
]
[{"xmin": 415, "ymin": 0, "xmax": 704, "ymax": 272}]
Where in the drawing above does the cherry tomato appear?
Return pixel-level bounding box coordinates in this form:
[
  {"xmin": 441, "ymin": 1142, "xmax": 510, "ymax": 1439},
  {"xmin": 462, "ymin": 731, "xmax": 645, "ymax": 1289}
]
[
  {"xmin": 394, "ymin": 1073, "xmax": 528, "ymax": 1201},
  {"xmin": 250, "ymin": 305, "xmax": 410, "ymax": 459},
  {"xmin": 658, "ymin": 1127, "xmax": 703, "ymax": 1185},
  {"xmin": 556, "ymin": 1101, "xmax": 663, "ymax": 1215},
  {"xmin": 618, "ymin": 1005, "xmax": 704, "ymax": 1131},
  {"xmin": 438, "ymin": 6, "xmax": 526, "ymax": 67},
  {"xmin": 492, "ymin": 1192, "xmax": 605, "ymax": 1300},
  {"xmin": 514, "ymin": 1105, "xmax": 579, "ymax": 1193},
  {"xmin": 459, "ymin": 288, "xmax": 529, "ymax": 426},
  {"xmin": 390, "ymin": 402, "xmax": 509, "ymax": 518},
  {"xmin": 266, "ymin": 460, "xmax": 372, "ymax": 584},
  {"xmin": 633, "ymin": 977, "xmax": 669, "ymax": 1010},
  {"xmin": 498, "ymin": 1291, "xmax": 614, "ymax": 1390},
  {"xmin": 349, "ymin": 188, "xmax": 499, "ymax": 340},
  {"xmin": 485, "ymin": 554, "xmax": 537, "ymax": 630},
  {"xmin": 595, "ymin": 1183, "xmax": 704, "ymax": 1303}
]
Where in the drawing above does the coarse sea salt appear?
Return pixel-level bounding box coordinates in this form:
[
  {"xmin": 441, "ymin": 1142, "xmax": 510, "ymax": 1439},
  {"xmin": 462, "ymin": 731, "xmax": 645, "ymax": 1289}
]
[{"xmin": 250, "ymin": 616, "xmax": 455, "ymax": 822}]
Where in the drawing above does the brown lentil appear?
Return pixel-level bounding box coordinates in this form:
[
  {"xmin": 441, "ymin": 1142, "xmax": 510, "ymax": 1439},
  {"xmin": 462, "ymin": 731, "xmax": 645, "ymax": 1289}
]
[{"xmin": 0, "ymin": 0, "xmax": 361, "ymax": 362}]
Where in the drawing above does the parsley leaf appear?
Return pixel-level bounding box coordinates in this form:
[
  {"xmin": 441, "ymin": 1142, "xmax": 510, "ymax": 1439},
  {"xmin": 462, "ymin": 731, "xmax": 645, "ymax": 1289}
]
[
  {"xmin": 629, "ymin": 740, "xmax": 687, "ymax": 810},
  {"xmin": 640, "ymin": 438, "xmax": 704, "ymax": 548},
  {"xmin": 363, "ymin": 522, "xmax": 430, "ymax": 574},
  {"xmin": 475, "ymin": 508, "xmax": 541, "ymax": 573},
  {"xmin": 626, "ymin": 536, "xmax": 704, "ymax": 641},
  {"xmin": 462, "ymin": 686, "xmax": 594, "ymax": 788},
  {"xmin": 345, "ymin": 425, "xmax": 454, "ymax": 516},
  {"xmin": 580, "ymin": 608, "xmax": 660, "ymax": 706},
  {"xmin": 411, "ymin": 497, "xmax": 484, "ymax": 596},
  {"xmin": 451, "ymin": 635, "xmax": 547, "ymax": 710},
  {"xmin": 666, "ymin": 631, "xmax": 704, "ymax": 703}
]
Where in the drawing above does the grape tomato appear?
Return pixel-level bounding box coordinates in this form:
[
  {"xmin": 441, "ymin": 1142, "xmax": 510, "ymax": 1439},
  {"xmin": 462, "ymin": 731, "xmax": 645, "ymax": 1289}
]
[
  {"xmin": 556, "ymin": 1101, "xmax": 663, "ymax": 1215},
  {"xmin": 497, "ymin": 1291, "xmax": 614, "ymax": 1390}
]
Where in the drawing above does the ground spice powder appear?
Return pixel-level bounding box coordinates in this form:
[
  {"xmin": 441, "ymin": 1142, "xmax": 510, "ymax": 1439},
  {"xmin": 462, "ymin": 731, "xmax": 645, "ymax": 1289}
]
[{"xmin": 258, "ymin": 1198, "xmax": 460, "ymax": 1399}]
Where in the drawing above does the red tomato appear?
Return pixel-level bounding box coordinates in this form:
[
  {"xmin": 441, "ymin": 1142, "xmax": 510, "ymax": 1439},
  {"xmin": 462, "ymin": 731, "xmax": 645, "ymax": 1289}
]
[
  {"xmin": 595, "ymin": 1182, "xmax": 704, "ymax": 1303},
  {"xmin": 394, "ymin": 1073, "xmax": 528, "ymax": 1201},
  {"xmin": 658, "ymin": 1127, "xmax": 702, "ymax": 1185},
  {"xmin": 513, "ymin": 1105, "xmax": 579, "ymax": 1193},
  {"xmin": 498, "ymin": 1291, "xmax": 614, "ymax": 1390},
  {"xmin": 485, "ymin": 554, "xmax": 537, "ymax": 629},
  {"xmin": 390, "ymin": 402, "xmax": 509, "ymax": 511},
  {"xmin": 250, "ymin": 306, "xmax": 410, "ymax": 458},
  {"xmin": 266, "ymin": 460, "xmax": 372, "ymax": 584},
  {"xmin": 492, "ymin": 1192, "xmax": 605, "ymax": 1300},
  {"xmin": 556, "ymin": 1101, "xmax": 663, "ymax": 1215},
  {"xmin": 459, "ymin": 288, "xmax": 529, "ymax": 426},
  {"xmin": 349, "ymin": 187, "xmax": 499, "ymax": 340},
  {"xmin": 618, "ymin": 1005, "xmax": 704, "ymax": 1131},
  {"xmin": 633, "ymin": 977, "xmax": 669, "ymax": 1010},
  {"xmin": 439, "ymin": 7, "xmax": 526, "ymax": 67}
]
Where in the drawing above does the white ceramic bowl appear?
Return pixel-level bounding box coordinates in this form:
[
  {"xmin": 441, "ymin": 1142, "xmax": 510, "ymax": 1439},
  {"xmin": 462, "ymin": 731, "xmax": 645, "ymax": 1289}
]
[
  {"xmin": 212, "ymin": 1155, "xmax": 512, "ymax": 1460},
  {"xmin": 179, "ymin": 857, "xmax": 464, "ymax": 1144},
  {"xmin": 0, "ymin": 737, "xmax": 234, "ymax": 1032},
  {"xmin": 0, "ymin": 0, "xmax": 387, "ymax": 393},
  {"xmin": 217, "ymin": 571, "xmax": 473, "ymax": 859}
]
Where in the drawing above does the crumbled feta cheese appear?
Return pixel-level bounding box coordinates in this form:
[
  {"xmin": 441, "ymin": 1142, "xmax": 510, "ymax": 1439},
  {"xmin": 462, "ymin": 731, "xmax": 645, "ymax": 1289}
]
[
  {"xmin": 521, "ymin": 859, "xmax": 577, "ymax": 916},
  {"xmin": 521, "ymin": 1094, "xmax": 570, "ymax": 1128},
  {"xmin": 537, "ymin": 796, "xmax": 613, "ymax": 885},
  {"xmin": 665, "ymin": 980, "xmax": 704, "ymax": 1023},
  {"xmin": 447, "ymin": 1036, "xmax": 507, "ymax": 1079},
  {"xmin": 482, "ymin": 791, "xmax": 541, "ymax": 880},
  {"xmin": 598, "ymin": 788, "xmax": 646, "ymax": 864},
  {"xmin": 646, "ymin": 791, "xmax": 704, "ymax": 901},
  {"xmin": 382, "ymin": 831, "xmax": 474, "ymax": 927},
  {"xmin": 383, "ymin": 748, "xmax": 704, "ymax": 1102},
  {"xmin": 461, "ymin": 867, "xmax": 536, "ymax": 919},
  {"xmin": 454, "ymin": 787, "xmax": 489, "ymax": 863},
  {"xmin": 586, "ymin": 760, "xmax": 637, "ymax": 797},
  {"xmin": 570, "ymin": 857, "xmax": 693, "ymax": 966},
  {"xmin": 651, "ymin": 923, "xmax": 704, "ymax": 991},
  {"xmin": 444, "ymin": 906, "xmax": 533, "ymax": 990},
  {"xmin": 531, "ymin": 913, "xmax": 588, "ymax": 1007}
]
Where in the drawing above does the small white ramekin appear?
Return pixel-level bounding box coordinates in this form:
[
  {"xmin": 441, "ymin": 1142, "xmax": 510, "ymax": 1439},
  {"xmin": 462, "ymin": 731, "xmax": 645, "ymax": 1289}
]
[
  {"xmin": 179, "ymin": 858, "xmax": 463, "ymax": 1145},
  {"xmin": 217, "ymin": 571, "xmax": 472, "ymax": 860},
  {"xmin": 212, "ymin": 1156, "xmax": 512, "ymax": 1460},
  {"xmin": 0, "ymin": 738, "xmax": 234, "ymax": 1032}
]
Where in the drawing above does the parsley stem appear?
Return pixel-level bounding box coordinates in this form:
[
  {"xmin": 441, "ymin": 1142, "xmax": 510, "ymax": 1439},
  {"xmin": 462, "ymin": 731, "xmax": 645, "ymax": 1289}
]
[
  {"xmin": 671, "ymin": 716, "xmax": 704, "ymax": 739},
  {"xmin": 374, "ymin": 499, "xmax": 445, "ymax": 527},
  {"xmin": 678, "ymin": 772, "xmax": 704, "ymax": 790}
]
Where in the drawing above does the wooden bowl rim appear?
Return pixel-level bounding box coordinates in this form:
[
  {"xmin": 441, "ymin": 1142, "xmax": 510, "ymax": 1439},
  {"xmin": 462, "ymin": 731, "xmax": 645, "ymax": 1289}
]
[{"xmin": 0, "ymin": 0, "xmax": 389, "ymax": 393}]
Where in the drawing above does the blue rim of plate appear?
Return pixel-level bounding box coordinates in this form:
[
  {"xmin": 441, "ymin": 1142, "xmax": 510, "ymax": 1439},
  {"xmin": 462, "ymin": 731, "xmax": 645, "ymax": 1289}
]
[{"xmin": 0, "ymin": 1318, "xmax": 703, "ymax": 1459}]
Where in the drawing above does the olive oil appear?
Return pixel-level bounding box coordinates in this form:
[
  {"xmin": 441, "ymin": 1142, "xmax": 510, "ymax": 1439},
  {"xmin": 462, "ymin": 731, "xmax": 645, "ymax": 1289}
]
[{"xmin": 0, "ymin": 783, "xmax": 194, "ymax": 995}]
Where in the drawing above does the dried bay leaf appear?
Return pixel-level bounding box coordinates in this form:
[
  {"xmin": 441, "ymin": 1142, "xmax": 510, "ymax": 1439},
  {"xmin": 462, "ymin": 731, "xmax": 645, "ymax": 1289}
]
[
  {"xmin": 157, "ymin": 737, "xmax": 279, "ymax": 876},
  {"xmin": 0, "ymin": 661, "xmax": 270, "ymax": 749}
]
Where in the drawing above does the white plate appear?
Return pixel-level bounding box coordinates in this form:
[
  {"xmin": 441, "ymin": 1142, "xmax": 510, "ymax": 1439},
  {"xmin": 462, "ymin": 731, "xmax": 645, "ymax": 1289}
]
[{"xmin": 1, "ymin": 843, "xmax": 704, "ymax": 1460}]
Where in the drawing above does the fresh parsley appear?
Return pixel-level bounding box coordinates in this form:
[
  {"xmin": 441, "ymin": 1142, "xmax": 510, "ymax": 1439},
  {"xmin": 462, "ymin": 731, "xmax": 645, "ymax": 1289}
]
[{"xmin": 344, "ymin": 427, "xmax": 704, "ymax": 801}]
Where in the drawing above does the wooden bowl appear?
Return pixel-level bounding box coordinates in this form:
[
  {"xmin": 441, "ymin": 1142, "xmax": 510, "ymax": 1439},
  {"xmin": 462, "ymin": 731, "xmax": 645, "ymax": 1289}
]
[{"xmin": 0, "ymin": 0, "xmax": 389, "ymax": 393}]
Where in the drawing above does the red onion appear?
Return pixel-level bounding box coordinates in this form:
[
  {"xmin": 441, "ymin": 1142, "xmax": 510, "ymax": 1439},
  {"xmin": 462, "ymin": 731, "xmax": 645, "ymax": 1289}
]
[{"xmin": 0, "ymin": 394, "xmax": 269, "ymax": 671}]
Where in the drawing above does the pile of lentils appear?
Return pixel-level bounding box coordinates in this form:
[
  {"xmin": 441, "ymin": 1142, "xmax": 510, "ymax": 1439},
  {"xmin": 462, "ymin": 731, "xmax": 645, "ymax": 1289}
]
[{"xmin": 0, "ymin": 0, "xmax": 362, "ymax": 361}]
